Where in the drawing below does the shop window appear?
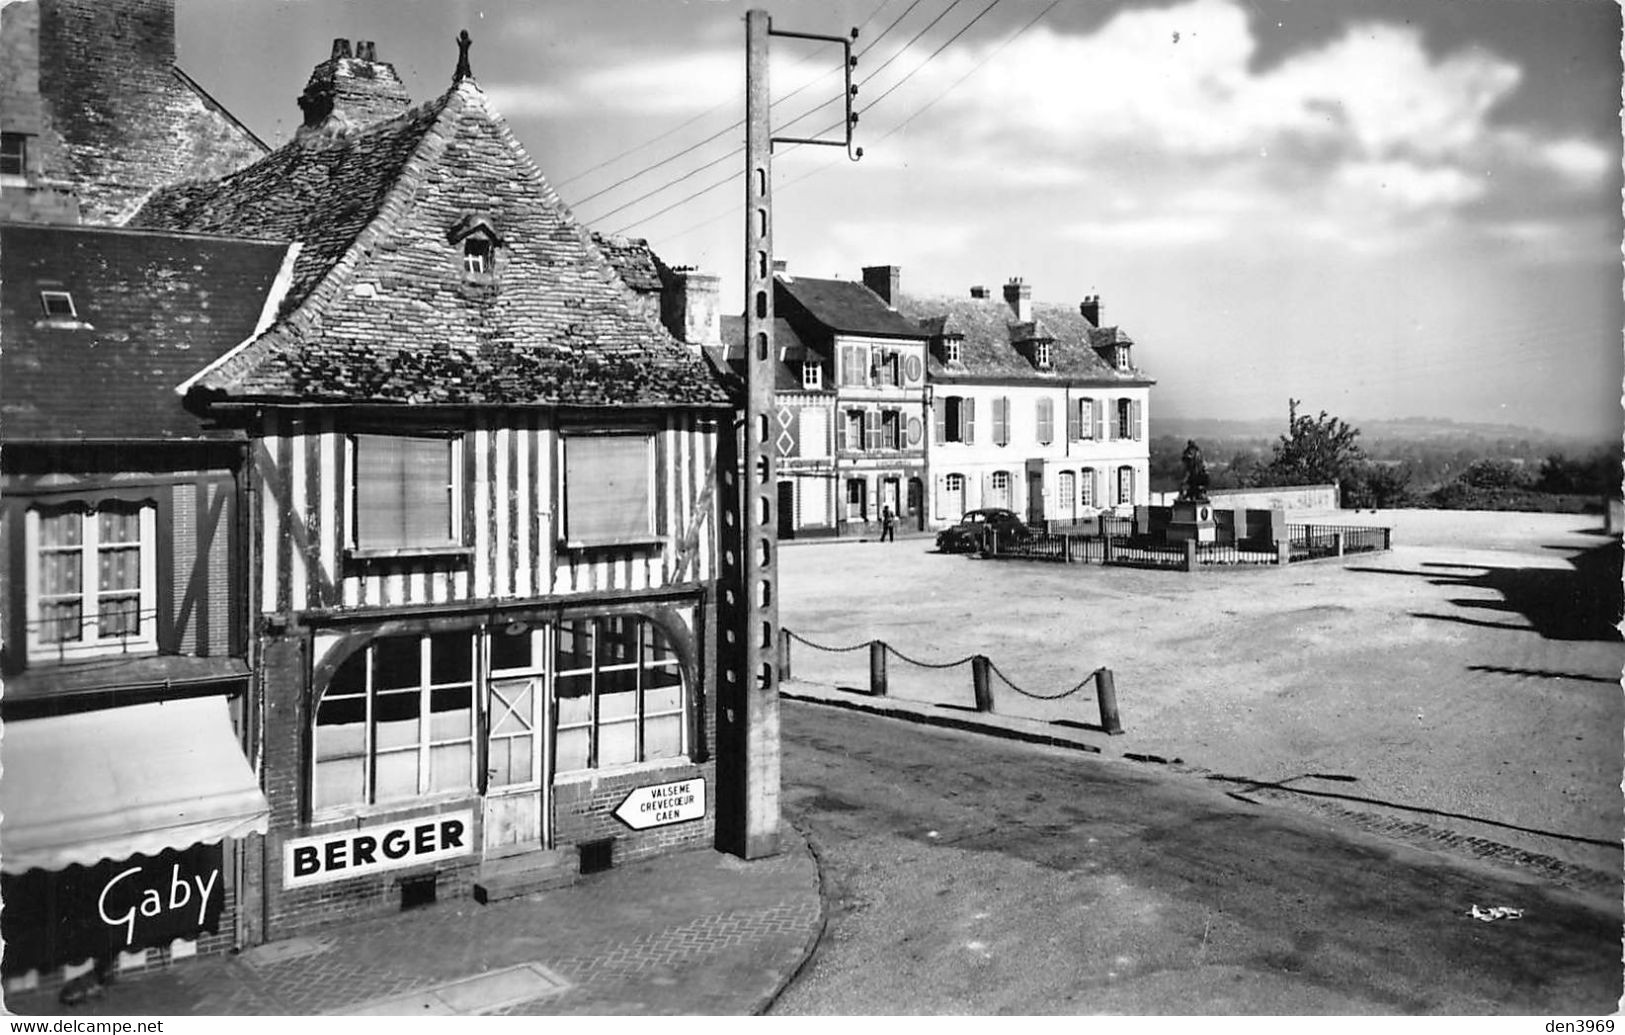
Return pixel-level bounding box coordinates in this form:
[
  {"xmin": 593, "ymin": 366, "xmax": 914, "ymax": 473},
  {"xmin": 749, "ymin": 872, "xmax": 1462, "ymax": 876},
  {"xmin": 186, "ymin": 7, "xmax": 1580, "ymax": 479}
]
[
  {"xmin": 313, "ymin": 632, "xmax": 477, "ymax": 811},
  {"xmin": 845, "ymin": 479, "xmax": 867, "ymax": 521},
  {"xmin": 349, "ymin": 434, "xmax": 463, "ymax": 553},
  {"xmin": 24, "ymin": 501, "xmax": 157, "ymax": 661},
  {"xmin": 563, "ymin": 433, "xmax": 655, "ymax": 546},
  {"xmin": 554, "ymin": 616, "xmax": 687, "ymax": 774}
]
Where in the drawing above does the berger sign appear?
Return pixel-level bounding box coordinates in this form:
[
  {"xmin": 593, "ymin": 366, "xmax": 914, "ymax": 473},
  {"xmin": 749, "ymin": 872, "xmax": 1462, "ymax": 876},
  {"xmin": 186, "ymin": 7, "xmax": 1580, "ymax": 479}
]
[
  {"xmin": 613, "ymin": 778, "xmax": 706, "ymax": 830},
  {"xmin": 283, "ymin": 810, "xmax": 474, "ymax": 888}
]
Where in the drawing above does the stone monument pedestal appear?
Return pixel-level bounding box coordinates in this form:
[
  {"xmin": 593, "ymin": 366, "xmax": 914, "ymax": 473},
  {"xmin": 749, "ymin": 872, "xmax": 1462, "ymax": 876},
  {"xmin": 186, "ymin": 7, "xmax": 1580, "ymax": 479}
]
[{"xmin": 1167, "ymin": 497, "xmax": 1217, "ymax": 544}]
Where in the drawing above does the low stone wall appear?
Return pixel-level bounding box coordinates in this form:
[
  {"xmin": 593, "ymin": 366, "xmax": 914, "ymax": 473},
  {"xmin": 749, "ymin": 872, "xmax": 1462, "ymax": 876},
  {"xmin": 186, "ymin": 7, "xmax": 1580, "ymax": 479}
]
[{"xmin": 1150, "ymin": 483, "xmax": 1340, "ymax": 511}]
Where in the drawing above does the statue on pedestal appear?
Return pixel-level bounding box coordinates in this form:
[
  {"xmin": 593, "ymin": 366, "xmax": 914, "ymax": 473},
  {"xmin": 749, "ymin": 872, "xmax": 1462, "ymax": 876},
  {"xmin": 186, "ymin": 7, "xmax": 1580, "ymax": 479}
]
[{"xmin": 1178, "ymin": 440, "xmax": 1210, "ymax": 502}]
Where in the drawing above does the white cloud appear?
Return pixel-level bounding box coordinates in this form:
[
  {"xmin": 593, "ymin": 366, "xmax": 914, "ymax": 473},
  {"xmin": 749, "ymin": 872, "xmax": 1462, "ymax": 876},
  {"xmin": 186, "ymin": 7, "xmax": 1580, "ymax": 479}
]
[
  {"xmin": 493, "ymin": 48, "xmax": 739, "ymax": 115},
  {"xmin": 1533, "ymin": 137, "xmax": 1615, "ymax": 184},
  {"xmin": 1334, "ymin": 161, "xmax": 1487, "ymax": 210}
]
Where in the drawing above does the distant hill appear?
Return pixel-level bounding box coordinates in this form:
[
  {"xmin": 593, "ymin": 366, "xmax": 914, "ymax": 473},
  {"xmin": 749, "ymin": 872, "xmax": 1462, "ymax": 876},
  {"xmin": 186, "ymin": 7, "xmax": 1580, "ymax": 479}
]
[{"xmin": 1156, "ymin": 415, "xmax": 1610, "ymax": 453}]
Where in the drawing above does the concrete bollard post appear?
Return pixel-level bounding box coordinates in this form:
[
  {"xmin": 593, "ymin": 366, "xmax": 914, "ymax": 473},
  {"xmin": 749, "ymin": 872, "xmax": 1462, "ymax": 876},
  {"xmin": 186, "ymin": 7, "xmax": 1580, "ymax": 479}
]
[
  {"xmin": 779, "ymin": 627, "xmax": 792, "ymax": 682},
  {"xmin": 1383, "ymin": 527, "xmax": 1392, "ymax": 551},
  {"xmin": 1184, "ymin": 539, "xmax": 1198, "ymax": 572},
  {"xmin": 1095, "ymin": 667, "xmax": 1124, "ymax": 734},
  {"xmin": 971, "ymin": 655, "xmax": 994, "ymax": 713},
  {"xmin": 1334, "ymin": 531, "xmax": 1345, "ymax": 557},
  {"xmin": 1275, "ymin": 540, "xmax": 1290, "ymax": 565},
  {"xmin": 869, "ymin": 640, "xmax": 887, "ymax": 697}
]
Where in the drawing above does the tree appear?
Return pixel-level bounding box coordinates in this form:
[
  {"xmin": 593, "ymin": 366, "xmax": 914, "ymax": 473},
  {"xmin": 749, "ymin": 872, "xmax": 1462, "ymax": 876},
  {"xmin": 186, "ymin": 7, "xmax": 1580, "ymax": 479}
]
[
  {"xmin": 1265, "ymin": 399, "xmax": 1365, "ymax": 488},
  {"xmin": 1343, "ymin": 461, "xmax": 1415, "ymax": 509}
]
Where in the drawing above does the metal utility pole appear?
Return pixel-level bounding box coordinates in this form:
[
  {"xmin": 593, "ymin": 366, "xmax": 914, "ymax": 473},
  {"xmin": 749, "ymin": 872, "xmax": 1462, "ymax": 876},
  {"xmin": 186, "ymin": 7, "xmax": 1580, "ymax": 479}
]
[{"xmin": 716, "ymin": 9, "xmax": 858, "ymax": 860}]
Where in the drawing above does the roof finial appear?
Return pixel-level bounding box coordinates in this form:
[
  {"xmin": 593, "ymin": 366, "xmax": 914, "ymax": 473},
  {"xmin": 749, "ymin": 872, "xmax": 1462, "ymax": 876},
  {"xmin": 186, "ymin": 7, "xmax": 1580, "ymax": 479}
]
[{"xmin": 453, "ymin": 29, "xmax": 473, "ymax": 84}]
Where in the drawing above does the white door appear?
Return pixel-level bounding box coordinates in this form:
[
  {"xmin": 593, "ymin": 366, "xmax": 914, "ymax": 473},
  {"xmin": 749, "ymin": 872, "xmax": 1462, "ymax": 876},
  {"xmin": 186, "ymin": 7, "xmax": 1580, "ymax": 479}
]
[
  {"xmin": 483, "ymin": 627, "xmax": 549, "ymax": 855},
  {"xmin": 943, "ymin": 474, "xmax": 965, "ymax": 521}
]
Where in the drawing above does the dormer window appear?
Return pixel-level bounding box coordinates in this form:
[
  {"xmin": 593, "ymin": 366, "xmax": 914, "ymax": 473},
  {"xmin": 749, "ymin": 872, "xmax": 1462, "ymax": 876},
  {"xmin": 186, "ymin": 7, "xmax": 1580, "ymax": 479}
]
[
  {"xmin": 40, "ymin": 291, "xmax": 76, "ymax": 318},
  {"xmin": 1115, "ymin": 347, "xmax": 1131, "ymax": 372},
  {"xmin": 802, "ymin": 361, "xmax": 822, "ymax": 390},
  {"xmin": 447, "ymin": 214, "xmax": 504, "ymax": 282},
  {"xmin": 943, "ymin": 338, "xmax": 962, "ymax": 365},
  {"xmin": 1034, "ymin": 342, "xmax": 1052, "ymax": 369}
]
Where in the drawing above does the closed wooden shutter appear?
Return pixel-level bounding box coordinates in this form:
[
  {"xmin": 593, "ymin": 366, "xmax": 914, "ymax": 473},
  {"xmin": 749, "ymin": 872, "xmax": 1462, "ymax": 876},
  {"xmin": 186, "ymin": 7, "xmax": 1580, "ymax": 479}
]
[
  {"xmin": 565, "ymin": 435, "xmax": 651, "ymax": 542},
  {"xmin": 1093, "ymin": 399, "xmax": 1105, "ymax": 441},
  {"xmin": 836, "ymin": 410, "xmax": 847, "ymax": 451},
  {"xmin": 1067, "ymin": 398, "xmax": 1081, "ymax": 441},
  {"xmin": 1037, "ymin": 398, "xmax": 1053, "ymax": 444},
  {"xmin": 992, "ymin": 397, "xmax": 1008, "ymax": 446},
  {"xmin": 963, "ymin": 396, "xmax": 976, "ymax": 444},
  {"xmin": 1132, "ymin": 399, "xmax": 1143, "ymax": 441},
  {"xmin": 864, "ymin": 409, "xmax": 881, "ymax": 450},
  {"xmin": 355, "ymin": 435, "xmax": 456, "ymax": 550}
]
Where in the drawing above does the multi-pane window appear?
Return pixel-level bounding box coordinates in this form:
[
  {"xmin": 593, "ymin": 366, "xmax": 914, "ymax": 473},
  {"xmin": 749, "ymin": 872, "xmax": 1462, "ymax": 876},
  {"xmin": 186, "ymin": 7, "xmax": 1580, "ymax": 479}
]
[
  {"xmin": 877, "ymin": 352, "xmax": 900, "ymax": 387},
  {"xmin": 0, "ymin": 132, "xmax": 25, "ymax": 177},
  {"xmin": 1057, "ymin": 471, "xmax": 1076, "ymax": 520},
  {"xmin": 1080, "ymin": 468, "xmax": 1096, "ymax": 508},
  {"xmin": 990, "ymin": 471, "xmax": 1011, "ymax": 508},
  {"xmin": 942, "ymin": 339, "xmax": 962, "ymax": 365},
  {"xmin": 1117, "ymin": 465, "xmax": 1135, "ymax": 505},
  {"xmin": 940, "ymin": 396, "xmax": 974, "ymax": 444},
  {"xmin": 802, "ymin": 361, "xmax": 822, "ymax": 389},
  {"xmin": 351, "ymin": 434, "xmax": 462, "ymax": 552},
  {"xmin": 563, "ymin": 433, "xmax": 654, "ymax": 545},
  {"xmin": 844, "ymin": 410, "xmax": 865, "ymax": 452},
  {"xmin": 1118, "ymin": 399, "xmax": 1134, "ymax": 440},
  {"xmin": 1034, "ymin": 342, "xmax": 1052, "ymax": 369},
  {"xmin": 555, "ymin": 616, "xmax": 686, "ymax": 773},
  {"xmin": 27, "ymin": 502, "xmax": 156, "ymax": 660},
  {"xmin": 1076, "ymin": 397, "xmax": 1097, "ymax": 440},
  {"xmin": 881, "ymin": 410, "xmax": 901, "ymax": 450},
  {"xmin": 313, "ymin": 632, "xmax": 477, "ymax": 810},
  {"xmin": 40, "ymin": 291, "xmax": 76, "ymax": 318}
]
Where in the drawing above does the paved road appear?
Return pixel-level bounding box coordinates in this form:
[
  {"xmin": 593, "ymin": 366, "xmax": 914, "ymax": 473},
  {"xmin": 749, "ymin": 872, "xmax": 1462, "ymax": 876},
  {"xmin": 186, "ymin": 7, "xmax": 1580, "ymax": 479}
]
[{"xmin": 769, "ymin": 701, "xmax": 1622, "ymax": 1015}]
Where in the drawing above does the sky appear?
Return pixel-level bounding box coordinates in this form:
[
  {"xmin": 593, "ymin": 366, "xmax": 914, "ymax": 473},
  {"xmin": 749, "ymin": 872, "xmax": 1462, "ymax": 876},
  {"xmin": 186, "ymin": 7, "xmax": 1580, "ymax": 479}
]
[{"xmin": 175, "ymin": 0, "xmax": 1624, "ymax": 440}]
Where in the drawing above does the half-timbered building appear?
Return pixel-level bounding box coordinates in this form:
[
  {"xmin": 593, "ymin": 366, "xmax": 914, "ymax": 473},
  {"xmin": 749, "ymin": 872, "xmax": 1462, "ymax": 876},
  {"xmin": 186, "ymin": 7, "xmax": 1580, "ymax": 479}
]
[
  {"xmin": 0, "ymin": 221, "xmax": 283, "ymax": 987},
  {"xmin": 129, "ymin": 48, "xmax": 733, "ymax": 938}
]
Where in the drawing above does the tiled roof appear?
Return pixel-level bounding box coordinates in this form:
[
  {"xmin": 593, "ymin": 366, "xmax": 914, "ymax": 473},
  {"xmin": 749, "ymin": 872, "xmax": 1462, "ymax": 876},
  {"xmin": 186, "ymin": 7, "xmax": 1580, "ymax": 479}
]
[
  {"xmin": 0, "ymin": 223, "xmax": 290, "ymax": 441},
  {"xmin": 591, "ymin": 233, "xmax": 666, "ymax": 293},
  {"xmin": 130, "ymin": 83, "xmax": 728, "ymax": 409},
  {"xmin": 776, "ymin": 275, "xmax": 926, "ymax": 340},
  {"xmin": 718, "ymin": 316, "xmax": 816, "ymax": 391},
  {"xmin": 894, "ymin": 292, "xmax": 1153, "ymax": 384}
]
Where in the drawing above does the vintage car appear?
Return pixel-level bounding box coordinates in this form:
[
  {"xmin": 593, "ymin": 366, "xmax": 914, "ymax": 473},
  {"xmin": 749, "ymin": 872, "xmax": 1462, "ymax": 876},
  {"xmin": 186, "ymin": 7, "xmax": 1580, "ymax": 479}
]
[{"xmin": 935, "ymin": 508, "xmax": 1031, "ymax": 553}]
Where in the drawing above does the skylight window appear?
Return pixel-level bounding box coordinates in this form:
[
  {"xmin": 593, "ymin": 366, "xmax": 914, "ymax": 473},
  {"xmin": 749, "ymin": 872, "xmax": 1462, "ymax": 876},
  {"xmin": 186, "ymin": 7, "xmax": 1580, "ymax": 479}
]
[{"xmin": 40, "ymin": 291, "xmax": 76, "ymax": 318}]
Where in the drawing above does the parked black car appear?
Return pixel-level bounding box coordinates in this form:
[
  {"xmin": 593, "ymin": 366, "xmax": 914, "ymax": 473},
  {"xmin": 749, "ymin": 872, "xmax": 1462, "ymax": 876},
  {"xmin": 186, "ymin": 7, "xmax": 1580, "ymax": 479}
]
[{"xmin": 935, "ymin": 508, "xmax": 1031, "ymax": 553}]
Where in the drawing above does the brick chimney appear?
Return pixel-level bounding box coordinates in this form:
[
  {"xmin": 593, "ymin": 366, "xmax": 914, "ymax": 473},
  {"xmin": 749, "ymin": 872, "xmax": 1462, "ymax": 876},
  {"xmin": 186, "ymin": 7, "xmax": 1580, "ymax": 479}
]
[
  {"xmin": 1080, "ymin": 294, "xmax": 1102, "ymax": 325},
  {"xmin": 969, "ymin": 285, "xmax": 989, "ymax": 299},
  {"xmin": 861, "ymin": 264, "xmax": 901, "ymax": 305},
  {"xmin": 1003, "ymin": 277, "xmax": 1032, "ymax": 323},
  {"xmin": 660, "ymin": 266, "xmax": 722, "ymax": 349},
  {"xmin": 297, "ymin": 37, "xmax": 413, "ymax": 139}
]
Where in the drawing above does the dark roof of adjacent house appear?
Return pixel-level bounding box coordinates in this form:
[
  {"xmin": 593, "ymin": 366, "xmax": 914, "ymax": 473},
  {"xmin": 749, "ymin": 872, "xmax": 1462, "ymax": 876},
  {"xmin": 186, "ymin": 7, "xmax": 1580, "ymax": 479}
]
[
  {"xmin": 717, "ymin": 316, "xmax": 816, "ymax": 391},
  {"xmin": 129, "ymin": 82, "xmax": 728, "ymax": 409},
  {"xmin": 775, "ymin": 275, "xmax": 925, "ymax": 340},
  {"xmin": 894, "ymin": 292, "xmax": 1153, "ymax": 385},
  {"xmin": 0, "ymin": 223, "xmax": 291, "ymax": 441}
]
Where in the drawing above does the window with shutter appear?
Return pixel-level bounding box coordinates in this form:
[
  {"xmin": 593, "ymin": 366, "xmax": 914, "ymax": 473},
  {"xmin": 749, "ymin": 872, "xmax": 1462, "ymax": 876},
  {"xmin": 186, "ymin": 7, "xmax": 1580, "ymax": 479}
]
[
  {"xmin": 352, "ymin": 434, "xmax": 462, "ymax": 552},
  {"xmin": 25, "ymin": 501, "xmax": 158, "ymax": 661},
  {"xmin": 993, "ymin": 397, "xmax": 1009, "ymax": 447},
  {"xmin": 563, "ymin": 434, "xmax": 655, "ymax": 546},
  {"xmin": 1093, "ymin": 399, "xmax": 1105, "ymax": 441},
  {"xmin": 1132, "ymin": 398, "xmax": 1144, "ymax": 441},
  {"xmin": 963, "ymin": 396, "xmax": 977, "ymax": 444},
  {"xmin": 1077, "ymin": 398, "xmax": 1094, "ymax": 440},
  {"xmin": 1067, "ymin": 398, "xmax": 1081, "ymax": 441},
  {"xmin": 1117, "ymin": 399, "xmax": 1133, "ymax": 440},
  {"xmin": 864, "ymin": 409, "xmax": 882, "ymax": 450},
  {"xmin": 1037, "ymin": 398, "xmax": 1054, "ymax": 445},
  {"xmin": 933, "ymin": 398, "xmax": 947, "ymax": 444}
]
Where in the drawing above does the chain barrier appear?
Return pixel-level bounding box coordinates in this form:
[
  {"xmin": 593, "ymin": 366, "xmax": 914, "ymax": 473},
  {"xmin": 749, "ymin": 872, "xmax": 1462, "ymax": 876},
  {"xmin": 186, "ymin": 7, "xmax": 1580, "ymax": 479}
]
[
  {"xmin": 786, "ymin": 630, "xmax": 872, "ymax": 653},
  {"xmin": 883, "ymin": 643, "xmax": 975, "ymax": 671},
  {"xmin": 785, "ymin": 627, "xmax": 1095, "ymax": 699},
  {"xmin": 985, "ymin": 657, "xmax": 1096, "ymax": 701}
]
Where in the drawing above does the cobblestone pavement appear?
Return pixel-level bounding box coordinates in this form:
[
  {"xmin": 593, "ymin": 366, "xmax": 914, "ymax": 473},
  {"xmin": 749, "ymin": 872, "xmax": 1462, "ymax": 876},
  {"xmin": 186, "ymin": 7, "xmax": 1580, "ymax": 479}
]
[{"xmin": 4, "ymin": 828, "xmax": 824, "ymax": 1017}]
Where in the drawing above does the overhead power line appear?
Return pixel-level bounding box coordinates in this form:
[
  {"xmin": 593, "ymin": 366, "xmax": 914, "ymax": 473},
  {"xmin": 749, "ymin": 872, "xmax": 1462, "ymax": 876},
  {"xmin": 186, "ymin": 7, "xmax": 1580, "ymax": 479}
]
[
  {"xmin": 564, "ymin": 0, "xmax": 897, "ymax": 212},
  {"xmin": 606, "ymin": 0, "xmax": 1005, "ymax": 235}
]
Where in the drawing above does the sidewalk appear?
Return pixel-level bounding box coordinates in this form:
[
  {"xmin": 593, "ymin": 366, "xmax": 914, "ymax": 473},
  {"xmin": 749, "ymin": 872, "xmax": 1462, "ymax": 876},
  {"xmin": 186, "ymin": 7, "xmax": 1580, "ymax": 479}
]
[{"xmin": 3, "ymin": 825, "xmax": 823, "ymax": 1017}]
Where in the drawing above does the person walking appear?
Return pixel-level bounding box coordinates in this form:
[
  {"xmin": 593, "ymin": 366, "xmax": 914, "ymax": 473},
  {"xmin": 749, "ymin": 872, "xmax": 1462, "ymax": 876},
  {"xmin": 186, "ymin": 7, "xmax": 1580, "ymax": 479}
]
[{"xmin": 881, "ymin": 506, "xmax": 896, "ymax": 542}]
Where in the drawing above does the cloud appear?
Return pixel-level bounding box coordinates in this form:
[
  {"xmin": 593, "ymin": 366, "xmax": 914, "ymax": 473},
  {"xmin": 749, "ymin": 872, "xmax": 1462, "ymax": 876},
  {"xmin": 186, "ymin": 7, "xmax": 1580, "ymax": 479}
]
[
  {"xmin": 1532, "ymin": 137, "xmax": 1615, "ymax": 184},
  {"xmin": 1334, "ymin": 161, "xmax": 1488, "ymax": 210},
  {"xmin": 492, "ymin": 48, "xmax": 740, "ymax": 115}
]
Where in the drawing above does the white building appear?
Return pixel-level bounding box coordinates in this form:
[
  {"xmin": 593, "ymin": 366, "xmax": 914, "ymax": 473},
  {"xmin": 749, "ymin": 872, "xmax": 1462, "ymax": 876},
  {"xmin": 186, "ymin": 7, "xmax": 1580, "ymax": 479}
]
[{"xmin": 889, "ymin": 277, "xmax": 1155, "ymax": 528}]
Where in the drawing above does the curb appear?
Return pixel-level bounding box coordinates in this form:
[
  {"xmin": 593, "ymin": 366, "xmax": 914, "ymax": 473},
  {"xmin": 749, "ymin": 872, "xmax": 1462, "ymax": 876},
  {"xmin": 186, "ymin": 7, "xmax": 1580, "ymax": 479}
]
[{"xmin": 750, "ymin": 817, "xmax": 830, "ymax": 1016}]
